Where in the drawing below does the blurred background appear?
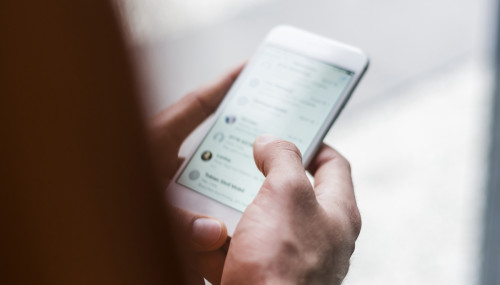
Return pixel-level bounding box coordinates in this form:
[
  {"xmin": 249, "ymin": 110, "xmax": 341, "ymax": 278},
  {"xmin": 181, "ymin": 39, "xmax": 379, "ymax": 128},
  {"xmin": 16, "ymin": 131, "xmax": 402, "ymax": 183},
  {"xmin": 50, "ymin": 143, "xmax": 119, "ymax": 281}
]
[{"xmin": 116, "ymin": 0, "xmax": 496, "ymax": 284}]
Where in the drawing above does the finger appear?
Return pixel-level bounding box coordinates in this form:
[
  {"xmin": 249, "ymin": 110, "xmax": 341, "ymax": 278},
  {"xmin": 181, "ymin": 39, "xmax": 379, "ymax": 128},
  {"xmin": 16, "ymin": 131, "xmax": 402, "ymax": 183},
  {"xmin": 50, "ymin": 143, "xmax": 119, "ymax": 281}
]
[
  {"xmin": 169, "ymin": 207, "xmax": 228, "ymax": 251},
  {"xmin": 253, "ymin": 135, "xmax": 314, "ymax": 203},
  {"xmin": 153, "ymin": 64, "xmax": 244, "ymax": 148},
  {"xmin": 307, "ymin": 144, "xmax": 361, "ymax": 235},
  {"xmin": 307, "ymin": 144, "xmax": 354, "ymax": 204}
]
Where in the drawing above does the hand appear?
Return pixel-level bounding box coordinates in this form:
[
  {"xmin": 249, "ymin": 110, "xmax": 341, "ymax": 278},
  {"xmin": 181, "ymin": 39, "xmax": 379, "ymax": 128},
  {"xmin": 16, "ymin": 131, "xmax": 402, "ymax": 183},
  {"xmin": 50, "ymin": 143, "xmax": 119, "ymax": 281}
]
[
  {"xmin": 151, "ymin": 64, "xmax": 243, "ymax": 285},
  {"xmin": 222, "ymin": 135, "xmax": 362, "ymax": 285}
]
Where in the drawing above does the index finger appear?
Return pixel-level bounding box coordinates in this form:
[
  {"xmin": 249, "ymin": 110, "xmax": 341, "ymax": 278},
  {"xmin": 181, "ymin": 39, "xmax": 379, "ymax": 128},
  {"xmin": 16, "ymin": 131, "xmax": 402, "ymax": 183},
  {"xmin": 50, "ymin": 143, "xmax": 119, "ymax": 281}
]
[
  {"xmin": 307, "ymin": 144, "xmax": 359, "ymax": 222},
  {"xmin": 153, "ymin": 64, "xmax": 244, "ymax": 148}
]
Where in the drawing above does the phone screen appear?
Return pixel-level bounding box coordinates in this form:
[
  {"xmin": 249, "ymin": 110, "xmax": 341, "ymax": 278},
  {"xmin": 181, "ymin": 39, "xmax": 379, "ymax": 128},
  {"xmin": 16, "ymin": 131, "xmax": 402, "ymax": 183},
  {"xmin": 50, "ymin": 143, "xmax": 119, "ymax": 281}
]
[{"xmin": 177, "ymin": 45, "xmax": 354, "ymax": 212}]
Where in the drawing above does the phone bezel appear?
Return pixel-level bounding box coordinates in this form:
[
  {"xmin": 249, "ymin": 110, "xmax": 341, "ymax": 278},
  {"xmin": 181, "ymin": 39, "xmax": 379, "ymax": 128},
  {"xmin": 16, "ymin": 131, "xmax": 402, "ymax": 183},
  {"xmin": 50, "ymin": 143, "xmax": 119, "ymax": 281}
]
[{"xmin": 166, "ymin": 25, "xmax": 369, "ymax": 236}]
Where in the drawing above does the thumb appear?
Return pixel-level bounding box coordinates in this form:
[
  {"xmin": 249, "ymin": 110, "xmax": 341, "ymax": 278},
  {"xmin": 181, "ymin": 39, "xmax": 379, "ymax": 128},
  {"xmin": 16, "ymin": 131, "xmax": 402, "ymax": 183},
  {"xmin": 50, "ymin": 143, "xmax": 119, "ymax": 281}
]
[
  {"xmin": 253, "ymin": 135, "xmax": 312, "ymax": 197},
  {"xmin": 170, "ymin": 207, "xmax": 228, "ymax": 251},
  {"xmin": 253, "ymin": 135, "xmax": 304, "ymax": 177}
]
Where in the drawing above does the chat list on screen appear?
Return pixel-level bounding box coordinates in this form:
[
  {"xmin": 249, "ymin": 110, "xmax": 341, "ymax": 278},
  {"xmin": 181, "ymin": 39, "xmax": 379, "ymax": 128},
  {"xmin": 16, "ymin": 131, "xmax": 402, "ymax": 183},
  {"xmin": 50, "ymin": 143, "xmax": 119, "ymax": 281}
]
[{"xmin": 177, "ymin": 45, "xmax": 354, "ymax": 212}]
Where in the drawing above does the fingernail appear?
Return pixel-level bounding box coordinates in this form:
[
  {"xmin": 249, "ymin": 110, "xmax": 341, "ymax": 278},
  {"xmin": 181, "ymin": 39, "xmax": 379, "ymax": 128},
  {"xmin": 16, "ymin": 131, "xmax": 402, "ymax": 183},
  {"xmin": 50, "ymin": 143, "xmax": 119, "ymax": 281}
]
[
  {"xmin": 191, "ymin": 218, "xmax": 222, "ymax": 247},
  {"xmin": 255, "ymin": 134, "xmax": 279, "ymax": 145}
]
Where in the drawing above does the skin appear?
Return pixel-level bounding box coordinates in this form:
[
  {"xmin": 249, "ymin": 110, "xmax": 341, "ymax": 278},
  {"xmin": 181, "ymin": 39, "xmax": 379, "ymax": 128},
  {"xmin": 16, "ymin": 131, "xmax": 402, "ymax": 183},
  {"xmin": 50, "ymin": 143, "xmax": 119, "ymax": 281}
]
[
  {"xmin": 223, "ymin": 137, "xmax": 361, "ymax": 284},
  {"xmin": 152, "ymin": 65, "xmax": 361, "ymax": 285}
]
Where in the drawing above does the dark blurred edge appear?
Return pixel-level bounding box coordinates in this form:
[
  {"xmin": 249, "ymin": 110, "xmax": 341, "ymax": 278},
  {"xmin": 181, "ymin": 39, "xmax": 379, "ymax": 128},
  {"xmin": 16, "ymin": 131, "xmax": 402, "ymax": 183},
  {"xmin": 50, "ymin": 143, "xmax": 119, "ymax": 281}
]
[{"xmin": 482, "ymin": 1, "xmax": 500, "ymax": 284}]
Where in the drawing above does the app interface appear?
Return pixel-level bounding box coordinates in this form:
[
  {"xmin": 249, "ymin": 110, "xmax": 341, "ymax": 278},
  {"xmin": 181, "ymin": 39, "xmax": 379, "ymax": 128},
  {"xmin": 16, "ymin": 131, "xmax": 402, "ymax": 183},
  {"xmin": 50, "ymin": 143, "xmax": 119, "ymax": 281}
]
[{"xmin": 177, "ymin": 45, "xmax": 354, "ymax": 212}]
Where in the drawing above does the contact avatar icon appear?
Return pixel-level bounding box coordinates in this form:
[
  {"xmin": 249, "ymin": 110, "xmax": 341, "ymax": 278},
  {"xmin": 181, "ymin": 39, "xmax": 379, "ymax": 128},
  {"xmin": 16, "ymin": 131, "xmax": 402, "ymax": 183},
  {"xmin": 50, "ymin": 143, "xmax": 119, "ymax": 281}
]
[
  {"xmin": 213, "ymin": 132, "xmax": 225, "ymax": 143},
  {"xmin": 188, "ymin": 170, "xmax": 200, "ymax": 180},
  {"xmin": 201, "ymin": 151, "xmax": 213, "ymax": 161},
  {"xmin": 225, "ymin": 115, "xmax": 236, "ymax": 124}
]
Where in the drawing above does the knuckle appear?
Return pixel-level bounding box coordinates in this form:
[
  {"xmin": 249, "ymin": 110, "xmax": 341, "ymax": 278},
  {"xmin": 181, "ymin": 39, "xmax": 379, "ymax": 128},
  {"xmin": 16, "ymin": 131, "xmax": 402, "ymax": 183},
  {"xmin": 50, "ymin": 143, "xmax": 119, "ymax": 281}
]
[
  {"xmin": 265, "ymin": 173, "xmax": 309, "ymax": 193},
  {"xmin": 336, "ymin": 155, "xmax": 352, "ymax": 173},
  {"xmin": 261, "ymin": 173, "xmax": 314, "ymax": 204},
  {"xmin": 339, "ymin": 202, "xmax": 362, "ymax": 238},
  {"xmin": 187, "ymin": 90, "xmax": 211, "ymax": 117},
  {"xmin": 348, "ymin": 205, "xmax": 362, "ymax": 237},
  {"xmin": 324, "ymin": 201, "xmax": 361, "ymax": 242}
]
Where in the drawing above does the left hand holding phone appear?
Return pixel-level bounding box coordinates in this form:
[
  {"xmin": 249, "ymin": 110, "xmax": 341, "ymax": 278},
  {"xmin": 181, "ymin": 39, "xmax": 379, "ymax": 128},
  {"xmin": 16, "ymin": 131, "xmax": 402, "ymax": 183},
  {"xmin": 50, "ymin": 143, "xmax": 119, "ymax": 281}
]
[{"xmin": 151, "ymin": 64, "xmax": 244, "ymax": 285}]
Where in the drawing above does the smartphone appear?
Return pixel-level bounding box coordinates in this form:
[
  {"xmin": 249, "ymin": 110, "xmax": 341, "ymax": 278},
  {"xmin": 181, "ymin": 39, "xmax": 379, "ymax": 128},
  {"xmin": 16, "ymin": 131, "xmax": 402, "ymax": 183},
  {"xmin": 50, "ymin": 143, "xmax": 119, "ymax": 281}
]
[{"xmin": 167, "ymin": 25, "xmax": 369, "ymax": 235}]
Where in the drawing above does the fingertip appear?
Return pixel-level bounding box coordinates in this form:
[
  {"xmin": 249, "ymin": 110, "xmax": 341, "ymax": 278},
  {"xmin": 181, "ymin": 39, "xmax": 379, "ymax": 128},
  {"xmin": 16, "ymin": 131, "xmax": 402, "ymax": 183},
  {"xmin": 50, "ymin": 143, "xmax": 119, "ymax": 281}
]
[
  {"xmin": 253, "ymin": 134, "xmax": 280, "ymax": 174},
  {"xmin": 253, "ymin": 135, "xmax": 304, "ymax": 177},
  {"xmin": 191, "ymin": 218, "xmax": 227, "ymax": 251},
  {"xmin": 307, "ymin": 144, "xmax": 344, "ymax": 175}
]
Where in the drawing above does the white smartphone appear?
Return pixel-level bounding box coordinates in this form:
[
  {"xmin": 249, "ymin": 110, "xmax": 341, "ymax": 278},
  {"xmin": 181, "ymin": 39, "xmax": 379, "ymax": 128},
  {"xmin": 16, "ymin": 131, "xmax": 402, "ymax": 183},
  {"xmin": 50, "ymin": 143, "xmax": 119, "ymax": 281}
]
[{"xmin": 167, "ymin": 25, "xmax": 369, "ymax": 235}]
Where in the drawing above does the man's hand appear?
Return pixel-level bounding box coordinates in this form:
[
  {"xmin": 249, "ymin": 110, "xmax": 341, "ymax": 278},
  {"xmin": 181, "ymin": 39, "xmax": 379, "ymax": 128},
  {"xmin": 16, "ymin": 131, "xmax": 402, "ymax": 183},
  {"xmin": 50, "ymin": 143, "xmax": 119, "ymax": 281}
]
[
  {"xmin": 151, "ymin": 64, "xmax": 244, "ymax": 285},
  {"xmin": 222, "ymin": 135, "xmax": 362, "ymax": 285}
]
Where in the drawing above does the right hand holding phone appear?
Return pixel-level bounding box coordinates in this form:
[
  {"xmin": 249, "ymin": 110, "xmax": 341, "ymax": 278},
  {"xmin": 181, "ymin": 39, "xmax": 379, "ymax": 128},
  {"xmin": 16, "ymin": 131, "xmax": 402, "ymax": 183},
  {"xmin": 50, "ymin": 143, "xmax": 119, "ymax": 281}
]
[{"xmin": 221, "ymin": 135, "xmax": 362, "ymax": 285}]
